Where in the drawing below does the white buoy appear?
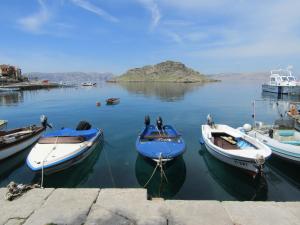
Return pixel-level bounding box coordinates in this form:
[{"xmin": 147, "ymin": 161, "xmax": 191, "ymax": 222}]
[{"xmin": 243, "ymin": 123, "xmax": 252, "ymax": 132}]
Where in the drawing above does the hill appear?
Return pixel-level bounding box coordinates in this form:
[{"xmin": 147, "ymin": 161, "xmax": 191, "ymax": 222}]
[{"xmin": 109, "ymin": 61, "xmax": 217, "ymax": 83}]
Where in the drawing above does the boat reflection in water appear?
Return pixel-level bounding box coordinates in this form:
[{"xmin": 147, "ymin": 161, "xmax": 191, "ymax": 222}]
[
  {"xmin": 267, "ymin": 157, "xmax": 300, "ymax": 188},
  {"xmin": 118, "ymin": 82, "xmax": 203, "ymax": 102},
  {"xmin": 0, "ymin": 91, "xmax": 24, "ymax": 106},
  {"xmin": 0, "ymin": 147, "xmax": 31, "ymax": 180},
  {"xmin": 135, "ymin": 155, "xmax": 186, "ymax": 199},
  {"xmin": 261, "ymin": 91, "xmax": 300, "ymax": 102},
  {"xmin": 200, "ymin": 148, "xmax": 268, "ymax": 201},
  {"xmin": 32, "ymin": 140, "xmax": 104, "ymax": 187}
]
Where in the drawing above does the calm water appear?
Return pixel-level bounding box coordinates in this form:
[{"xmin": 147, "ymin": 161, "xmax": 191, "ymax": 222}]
[{"xmin": 0, "ymin": 81, "xmax": 300, "ymax": 201}]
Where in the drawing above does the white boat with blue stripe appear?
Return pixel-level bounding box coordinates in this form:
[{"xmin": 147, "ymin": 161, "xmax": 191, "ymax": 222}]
[
  {"xmin": 202, "ymin": 115, "xmax": 272, "ymax": 176},
  {"xmin": 26, "ymin": 121, "xmax": 103, "ymax": 174}
]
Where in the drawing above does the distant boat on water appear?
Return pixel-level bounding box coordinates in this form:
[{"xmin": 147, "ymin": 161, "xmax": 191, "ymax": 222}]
[
  {"xmin": 262, "ymin": 68, "xmax": 300, "ymax": 95},
  {"xmin": 81, "ymin": 82, "xmax": 96, "ymax": 86},
  {"xmin": 106, "ymin": 98, "xmax": 120, "ymax": 105}
]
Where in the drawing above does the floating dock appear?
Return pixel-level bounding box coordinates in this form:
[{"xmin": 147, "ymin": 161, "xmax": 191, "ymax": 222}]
[{"xmin": 0, "ymin": 188, "xmax": 299, "ymax": 225}]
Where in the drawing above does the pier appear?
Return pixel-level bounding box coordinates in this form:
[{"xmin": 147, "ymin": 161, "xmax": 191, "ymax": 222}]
[
  {"xmin": 1, "ymin": 188, "xmax": 299, "ymax": 225},
  {"xmin": 1, "ymin": 82, "xmax": 72, "ymax": 90}
]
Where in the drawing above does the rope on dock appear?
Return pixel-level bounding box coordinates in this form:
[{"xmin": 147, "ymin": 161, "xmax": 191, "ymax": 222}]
[
  {"xmin": 5, "ymin": 181, "xmax": 40, "ymax": 201},
  {"xmin": 103, "ymin": 145, "xmax": 116, "ymax": 187}
]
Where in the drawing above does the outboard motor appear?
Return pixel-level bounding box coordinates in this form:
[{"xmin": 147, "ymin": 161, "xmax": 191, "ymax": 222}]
[
  {"xmin": 207, "ymin": 114, "xmax": 214, "ymax": 127},
  {"xmin": 40, "ymin": 115, "xmax": 52, "ymax": 129},
  {"xmin": 76, "ymin": 121, "xmax": 92, "ymax": 130},
  {"xmin": 144, "ymin": 115, "xmax": 150, "ymax": 127},
  {"xmin": 268, "ymin": 129, "xmax": 274, "ymax": 138},
  {"xmin": 156, "ymin": 116, "xmax": 163, "ymax": 131}
]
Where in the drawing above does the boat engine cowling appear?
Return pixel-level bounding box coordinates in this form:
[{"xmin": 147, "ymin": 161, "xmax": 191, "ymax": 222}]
[
  {"xmin": 156, "ymin": 116, "xmax": 163, "ymax": 130},
  {"xmin": 40, "ymin": 115, "xmax": 52, "ymax": 128},
  {"xmin": 76, "ymin": 121, "xmax": 92, "ymax": 130},
  {"xmin": 144, "ymin": 115, "xmax": 150, "ymax": 126}
]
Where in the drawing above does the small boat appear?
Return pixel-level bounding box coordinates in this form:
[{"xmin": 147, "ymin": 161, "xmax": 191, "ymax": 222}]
[
  {"xmin": 0, "ymin": 120, "xmax": 8, "ymax": 129},
  {"xmin": 201, "ymin": 115, "xmax": 272, "ymax": 175},
  {"xmin": 81, "ymin": 82, "xmax": 96, "ymax": 86},
  {"xmin": 26, "ymin": 121, "xmax": 103, "ymax": 174},
  {"xmin": 136, "ymin": 116, "xmax": 186, "ymax": 162},
  {"xmin": 245, "ymin": 120, "xmax": 300, "ymax": 165},
  {"xmin": 0, "ymin": 116, "xmax": 51, "ymax": 160},
  {"xmin": 106, "ymin": 98, "xmax": 120, "ymax": 105},
  {"xmin": 0, "ymin": 87, "xmax": 20, "ymax": 92}
]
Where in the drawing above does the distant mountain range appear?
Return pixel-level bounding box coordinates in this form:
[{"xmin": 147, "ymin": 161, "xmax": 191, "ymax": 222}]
[
  {"xmin": 109, "ymin": 61, "xmax": 218, "ymax": 83},
  {"xmin": 209, "ymin": 72, "xmax": 270, "ymax": 82},
  {"xmin": 25, "ymin": 72, "xmax": 114, "ymax": 84}
]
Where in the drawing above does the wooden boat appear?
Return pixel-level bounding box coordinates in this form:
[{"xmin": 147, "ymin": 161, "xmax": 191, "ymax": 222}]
[
  {"xmin": 201, "ymin": 115, "xmax": 272, "ymax": 175},
  {"xmin": 0, "ymin": 116, "xmax": 51, "ymax": 160},
  {"xmin": 106, "ymin": 98, "xmax": 120, "ymax": 105},
  {"xmin": 0, "ymin": 120, "xmax": 7, "ymax": 129},
  {"xmin": 26, "ymin": 121, "xmax": 103, "ymax": 174},
  {"xmin": 136, "ymin": 116, "xmax": 186, "ymax": 162}
]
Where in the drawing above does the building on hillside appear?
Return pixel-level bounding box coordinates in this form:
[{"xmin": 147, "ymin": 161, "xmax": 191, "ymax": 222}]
[{"xmin": 0, "ymin": 64, "xmax": 23, "ymax": 81}]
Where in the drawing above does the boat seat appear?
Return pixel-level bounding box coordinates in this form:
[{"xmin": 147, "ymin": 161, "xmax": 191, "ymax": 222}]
[{"xmin": 38, "ymin": 136, "xmax": 85, "ymax": 144}]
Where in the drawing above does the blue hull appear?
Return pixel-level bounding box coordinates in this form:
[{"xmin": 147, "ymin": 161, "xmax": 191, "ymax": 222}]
[{"xmin": 136, "ymin": 125, "xmax": 185, "ymax": 160}]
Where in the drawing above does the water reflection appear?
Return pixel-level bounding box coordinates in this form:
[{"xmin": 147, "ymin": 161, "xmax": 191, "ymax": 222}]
[
  {"xmin": 0, "ymin": 148, "xmax": 31, "ymax": 180},
  {"xmin": 0, "ymin": 91, "xmax": 24, "ymax": 106},
  {"xmin": 261, "ymin": 91, "xmax": 300, "ymax": 102},
  {"xmin": 200, "ymin": 148, "xmax": 268, "ymax": 200},
  {"xmin": 135, "ymin": 155, "xmax": 186, "ymax": 199},
  {"xmin": 267, "ymin": 157, "xmax": 300, "ymax": 188},
  {"xmin": 118, "ymin": 82, "xmax": 203, "ymax": 101},
  {"xmin": 33, "ymin": 141, "xmax": 104, "ymax": 187}
]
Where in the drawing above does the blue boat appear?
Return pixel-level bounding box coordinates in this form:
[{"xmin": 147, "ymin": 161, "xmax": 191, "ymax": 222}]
[{"xmin": 136, "ymin": 116, "xmax": 186, "ymax": 162}]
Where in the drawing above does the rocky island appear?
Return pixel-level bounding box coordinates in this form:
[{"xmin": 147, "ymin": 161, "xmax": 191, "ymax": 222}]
[{"xmin": 109, "ymin": 61, "xmax": 218, "ymax": 83}]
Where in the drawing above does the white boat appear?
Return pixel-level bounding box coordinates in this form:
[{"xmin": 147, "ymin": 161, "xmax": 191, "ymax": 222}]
[
  {"xmin": 81, "ymin": 82, "xmax": 96, "ymax": 86},
  {"xmin": 0, "ymin": 116, "xmax": 51, "ymax": 160},
  {"xmin": 245, "ymin": 121, "xmax": 300, "ymax": 165},
  {"xmin": 0, "ymin": 87, "xmax": 20, "ymax": 92},
  {"xmin": 262, "ymin": 69, "xmax": 300, "ymax": 95},
  {"xmin": 26, "ymin": 121, "xmax": 103, "ymax": 174},
  {"xmin": 201, "ymin": 115, "xmax": 272, "ymax": 175}
]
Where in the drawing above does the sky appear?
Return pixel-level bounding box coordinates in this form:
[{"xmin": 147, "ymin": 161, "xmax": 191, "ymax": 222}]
[{"xmin": 0, "ymin": 0, "xmax": 300, "ymax": 75}]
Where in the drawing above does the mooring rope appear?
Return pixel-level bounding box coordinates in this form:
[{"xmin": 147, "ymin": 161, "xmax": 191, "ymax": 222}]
[
  {"xmin": 143, "ymin": 154, "xmax": 168, "ymax": 187},
  {"xmin": 103, "ymin": 145, "xmax": 116, "ymax": 187}
]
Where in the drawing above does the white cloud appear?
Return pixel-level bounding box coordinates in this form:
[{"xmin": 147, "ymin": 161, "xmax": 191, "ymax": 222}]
[
  {"xmin": 17, "ymin": 0, "xmax": 50, "ymax": 32},
  {"xmin": 70, "ymin": 0, "xmax": 118, "ymax": 22},
  {"xmin": 138, "ymin": 0, "xmax": 161, "ymax": 29}
]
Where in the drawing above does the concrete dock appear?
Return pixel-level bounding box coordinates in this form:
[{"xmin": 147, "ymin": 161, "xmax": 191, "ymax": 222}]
[{"xmin": 0, "ymin": 188, "xmax": 299, "ymax": 225}]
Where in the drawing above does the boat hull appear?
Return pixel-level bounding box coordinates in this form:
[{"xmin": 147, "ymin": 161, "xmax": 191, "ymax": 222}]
[
  {"xmin": 262, "ymin": 84, "xmax": 300, "ymax": 95},
  {"xmin": 0, "ymin": 129, "xmax": 44, "ymax": 160},
  {"xmin": 201, "ymin": 125, "xmax": 272, "ymax": 175},
  {"xmin": 27, "ymin": 130, "xmax": 103, "ymax": 174},
  {"xmin": 203, "ymin": 142, "xmax": 260, "ymax": 174},
  {"xmin": 248, "ymin": 130, "xmax": 300, "ymax": 165}
]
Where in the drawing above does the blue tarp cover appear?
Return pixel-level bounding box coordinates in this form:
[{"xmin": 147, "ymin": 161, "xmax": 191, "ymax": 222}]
[
  {"xmin": 136, "ymin": 125, "xmax": 185, "ymax": 159},
  {"xmin": 43, "ymin": 128, "xmax": 98, "ymax": 140}
]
